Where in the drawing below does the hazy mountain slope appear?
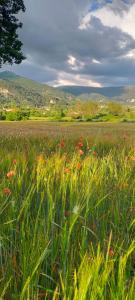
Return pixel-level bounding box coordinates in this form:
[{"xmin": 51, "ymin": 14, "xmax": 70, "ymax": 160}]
[
  {"xmin": 58, "ymin": 85, "xmax": 124, "ymax": 97},
  {"xmin": 58, "ymin": 85, "xmax": 135, "ymax": 103}
]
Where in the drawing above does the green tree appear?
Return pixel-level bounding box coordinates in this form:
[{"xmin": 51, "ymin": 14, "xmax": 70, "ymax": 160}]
[
  {"xmin": 68, "ymin": 101, "xmax": 99, "ymax": 119},
  {"xmin": 107, "ymin": 102, "xmax": 124, "ymax": 116},
  {"xmin": 0, "ymin": 0, "xmax": 25, "ymax": 66}
]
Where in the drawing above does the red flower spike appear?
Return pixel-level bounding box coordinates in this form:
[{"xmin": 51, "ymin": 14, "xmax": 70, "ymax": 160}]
[
  {"xmin": 12, "ymin": 159, "xmax": 17, "ymax": 165},
  {"xmin": 3, "ymin": 188, "xmax": 11, "ymax": 196},
  {"xmin": 64, "ymin": 168, "xmax": 70, "ymax": 174},
  {"xmin": 7, "ymin": 170, "xmax": 16, "ymax": 178},
  {"xmin": 78, "ymin": 149, "xmax": 84, "ymax": 156},
  {"xmin": 109, "ymin": 248, "xmax": 114, "ymax": 257}
]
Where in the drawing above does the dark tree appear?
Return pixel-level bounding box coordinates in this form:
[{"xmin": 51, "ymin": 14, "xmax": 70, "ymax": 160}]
[{"xmin": 0, "ymin": 0, "xmax": 25, "ymax": 67}]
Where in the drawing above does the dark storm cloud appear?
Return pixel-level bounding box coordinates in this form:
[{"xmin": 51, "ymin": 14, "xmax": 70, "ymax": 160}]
[
  {"xmin": 4, "ymin": 0, "xmax": 135, "ymax": 86},
  {"xmin": 87, "ymin": 57, "xmax": 135, "ymax": 77},
  {"xmin": 8, "ymin": 63, "xmax": 57, "ymax": 83}
]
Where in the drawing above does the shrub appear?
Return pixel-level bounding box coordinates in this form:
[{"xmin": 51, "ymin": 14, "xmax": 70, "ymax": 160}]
[{"xmin": 6, "ymin": 110, "xmax": 30, "ymax": 121}]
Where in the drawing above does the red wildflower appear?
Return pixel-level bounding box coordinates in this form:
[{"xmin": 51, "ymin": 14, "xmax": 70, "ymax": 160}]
[
  {"xmin": 7, "ymin": 170, "xmax": 16, "ymax": 178},
  {"xmin": 12, "ymin": 159, "xmax": 17, "ymax": 165},
  {"xmin": 93, "ymin": 151, "xmax": 97, "ymax": 156},
  {"xmin": 3, "ymin": 188, "xmax": 11, "ymax": 196},
  {"xmin": 109, "ymin": 248, "xmax": 114, "ymax": 257},
  {"xmin": 78, "ymin": 149, "xmax": 84, "ymax": 156},
  {"xmin": 130, "ymin": 156, "xmax": 135, "ymax": 162},
  {"xmin": 78, "ymin": 142, "xmax": 83, "ymax": 148},
  {"xmin": 59, "ymin": 140, "xmax": 65, "ymax": 148},
  {"xmin": 77, "ymin": 162, "xmax": 81, "ymax": 169},
  {"xmin": 64, "ymin": 168, "xmax": 70, "ymax": 174}
]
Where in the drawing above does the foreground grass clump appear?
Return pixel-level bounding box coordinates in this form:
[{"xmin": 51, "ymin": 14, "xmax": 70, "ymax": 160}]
[{"xmin": 0, "ymin": 137, "xmax": 135, "ymax": 299}]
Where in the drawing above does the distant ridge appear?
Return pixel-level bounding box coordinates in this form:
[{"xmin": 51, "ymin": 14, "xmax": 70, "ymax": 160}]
[
  {"xmin": 0, "ymin": 71, "xmax": 19, "ymax": 80},
  {"xmin": 57, "ymin": 85, "xmax": 135, "ymax": 103},
  {"xmin": 58, "ymin": 85, "xmax": 125, "ymax": 98}
]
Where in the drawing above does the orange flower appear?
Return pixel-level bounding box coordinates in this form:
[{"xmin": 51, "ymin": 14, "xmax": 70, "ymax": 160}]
[
  {"xmin": 109, "ymin": 248, "xmax": 114, "ymax": 257},
  {"xmin": 78, "ymin": 149, "xmax": 84, "ymax": 156},
  {"xmin": 78, "ymin": 142, "xmax": 83, "ymax": 148},
  {"xmin": 12, "ymin": 159, "xmax": 17, "ymax": 165},
  {"xmin": 77, "ymin": 162, "xmax": 81, "ymax": 169},
  {"xmin": 93, "ymin": 151, "xmax": 97, "ymax": 156},
  {"xmin": 59, "ymin": 140, "xmax": 65, "ymax": 148},
  {"xmin": 36, "ymin": 154, "xmax": 44, "ymax": 162},
  {"xmin": 64, "ymin": 168, "xmax": 70, "ymax": 174},
  {"xmin": 130, "ymin": 156, "xmax": 135, "ymax": 162},
  {"xmin": 3, "ymin": 188, "xmax": 11, "ymax": 196},
  {"xmin": 7, "ymin": 170, "xmax": 16, "ymax": 178}
]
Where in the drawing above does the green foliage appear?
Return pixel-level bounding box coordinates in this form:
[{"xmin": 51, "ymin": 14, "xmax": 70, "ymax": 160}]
[
  {"xmin": 0, "ymin": 0, "xmax": 25, "ymax": 66},
  {"xmin": 0, "ymin": 111, "xmax": 6, "ymax": 120},
  {"xmin": 68, "ymin": 101, "xmax": 99, "ymax": 119},
  {"xmin": 0, "ymin": 134, "xmax": 135, "ymax": 298},
  {"xmin": 107, "ymin": 102, "xmax": 124, "ymax": 116},
  {"xmin": 6, "ymin": 110, "xmax": 30, "ymax": 121}
]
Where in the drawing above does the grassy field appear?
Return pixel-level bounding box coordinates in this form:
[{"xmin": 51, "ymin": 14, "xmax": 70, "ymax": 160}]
[
  {"xmin": 1, "ymin": 121, "xmax": 135, "ymax": 138},
  {"xmin": 0, "ymin": 122, "xmax": 135, "ymax": 299}
]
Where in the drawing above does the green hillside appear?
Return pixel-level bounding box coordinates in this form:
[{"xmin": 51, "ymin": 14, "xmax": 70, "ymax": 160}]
[
  {"xmin": 0, "ymin": 71, "xmax": 72, "ymax": 107},
  {"xmin": 1, "ymin": 72, "xmax": 135, "ymax": 108}
]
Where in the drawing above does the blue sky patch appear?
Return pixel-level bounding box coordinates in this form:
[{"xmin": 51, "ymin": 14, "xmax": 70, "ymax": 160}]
[{"xmin": 88, "ymin": 0, "xmax": 129, "ymax": 13}]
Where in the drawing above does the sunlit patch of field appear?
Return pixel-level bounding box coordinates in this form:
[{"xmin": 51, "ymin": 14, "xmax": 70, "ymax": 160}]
[{"xmin": 0, "ymin": 123, "xmax": 135, "ymax": 299}]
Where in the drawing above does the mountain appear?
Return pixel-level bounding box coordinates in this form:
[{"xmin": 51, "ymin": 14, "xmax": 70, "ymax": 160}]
[
  {"xmin": 58, "ymin": 86, "xmax": 124, "ymax": 97},
  {"xmin": 0, "ymin": 71, "xmax": 72, "ymax": 107},
  {"xmin": 1, "ymin": 72, "xmax": 135, "ymax": 107},
  {"xmin": 0, "ymin": 71, "xmax": 19, "ymax": 80},
  {"xmin": 58, "ymin": 85, "xmax": 135, "ymax": 103}
]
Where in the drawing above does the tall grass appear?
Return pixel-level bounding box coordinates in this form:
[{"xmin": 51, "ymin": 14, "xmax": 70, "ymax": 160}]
[{"xmin": 0, "ymin": 136, "xmax": 135, "ymax": 299}]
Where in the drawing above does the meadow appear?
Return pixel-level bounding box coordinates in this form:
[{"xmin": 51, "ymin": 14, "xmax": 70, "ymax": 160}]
[{"xmin": 0, "ymin": 122, "xmax": 135, "ymax": 299}]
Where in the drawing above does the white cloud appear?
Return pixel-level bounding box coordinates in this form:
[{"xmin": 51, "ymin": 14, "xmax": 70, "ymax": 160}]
[
  {"xmin": 92, "ymin": 59, "xmax": 101, "ymax": 64},
  {"xmin": 83, "ymin": 3, "xmax": 135, "ymax": 39},
  {"xmin": 125, "ymin": 50, "xmax": 135, "ymax": 58},
  {"xmin": 68, "ymin": 55, "xmax": 76, "ymax": 66},
  {"xmin": 49, "ymin": 72, "xmax": 102, "ymax": 87},
  {"xmin": 79, "ymin": 14, "xmax": 91, "ymax": 30},
  {"xmin": 67, "ymin": 55, "xmax": 85, "ymax": 71}
]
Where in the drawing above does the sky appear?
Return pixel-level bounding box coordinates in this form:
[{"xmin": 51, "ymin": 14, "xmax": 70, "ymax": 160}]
[{"xmin": 2, "ymin": 0, "xmax": 135, "ymax": 87}]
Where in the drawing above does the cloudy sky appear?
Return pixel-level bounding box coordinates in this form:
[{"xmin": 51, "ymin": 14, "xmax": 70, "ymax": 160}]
[{"xmin": 2, "ymin": 0, "xmax": 135, "ymax": 87}]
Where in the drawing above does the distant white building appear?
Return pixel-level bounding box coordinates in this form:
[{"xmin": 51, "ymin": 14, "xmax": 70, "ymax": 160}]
[
  {"xmin": 0, "ymin": 88, "xmax": 10, "ymax": 97},
  {"xmin": 50, "ymin": 100, "xmax": 56, "ymax": 104},
  {"xmin": 127, "ymin": 99, "xmax": 135, "ymax": 103}
]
